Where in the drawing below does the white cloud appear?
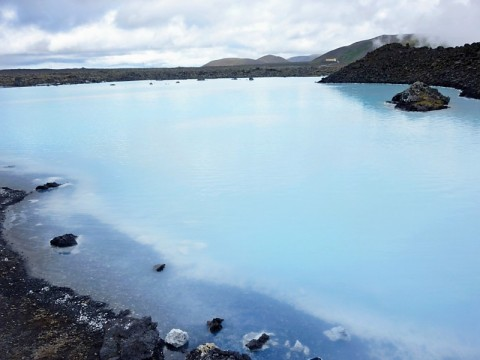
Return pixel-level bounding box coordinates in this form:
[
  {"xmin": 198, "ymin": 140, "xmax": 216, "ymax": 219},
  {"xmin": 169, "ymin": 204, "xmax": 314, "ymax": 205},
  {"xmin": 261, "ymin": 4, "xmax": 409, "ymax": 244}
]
[{"xmin": 1, "ymin": 0, "xmax": 479, "ymax": 68}]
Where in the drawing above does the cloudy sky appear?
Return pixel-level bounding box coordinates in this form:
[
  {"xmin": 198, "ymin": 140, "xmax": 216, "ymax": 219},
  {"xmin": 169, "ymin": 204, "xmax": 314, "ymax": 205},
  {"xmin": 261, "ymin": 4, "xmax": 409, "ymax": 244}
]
[{"xmin": 0, "ymin": 0, "xmax": 479, "ymax": 68}]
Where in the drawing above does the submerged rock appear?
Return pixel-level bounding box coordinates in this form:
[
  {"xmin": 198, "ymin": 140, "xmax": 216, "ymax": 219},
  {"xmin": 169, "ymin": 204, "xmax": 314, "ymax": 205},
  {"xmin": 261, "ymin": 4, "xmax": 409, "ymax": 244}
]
[
  {"xmin": 390, "ymin": 81, "xmax": 450, "ymax": 111},
  {"xmin": 35, "ymin": 182, "xmax": 61, "ymax": 191},
  {"xmin": 207, "ymin": 317, "xmax": 224, "ymax": 333},
  {"xmin": 50, "ymin": 233, "xmax": 78, "ymax": 247},
  {"xmin": 323, "ymin": 326, "xmax": 351, "ymax": 342},
  {"xmin": 285, "ymin": 339, "xmax": 310, "ymax": 356},
  {"xmin": 165, "ymin": 328, "xmax": 189, "ymax": 348},
  {"xmin": 186, "ymin": 343, "xmax": 251, "ymax": 360},
  {"xmin": 245, "ymin": 333, "xmax": 270, "ymax": 351},
  {"xmin": 153, "ymin": 263, "xmax": 166, "ymax": 272},
  {"xmin": 100, "ymin": 316, "xmax": 162, "ymax": 360}
]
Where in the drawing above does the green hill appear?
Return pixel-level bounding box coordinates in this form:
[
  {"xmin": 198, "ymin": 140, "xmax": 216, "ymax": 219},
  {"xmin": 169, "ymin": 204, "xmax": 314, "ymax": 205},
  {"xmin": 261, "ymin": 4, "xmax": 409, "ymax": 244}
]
[{"xmin": 312, "ymin": 34, "xmax": 425, "ymax": 65}]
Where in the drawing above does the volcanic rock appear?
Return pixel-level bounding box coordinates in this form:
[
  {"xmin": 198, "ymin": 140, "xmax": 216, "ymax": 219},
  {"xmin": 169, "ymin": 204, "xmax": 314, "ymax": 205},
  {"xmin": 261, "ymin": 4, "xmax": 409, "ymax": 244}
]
[
  {"xmin": 245, "ymin": 333, "xmax": 269, "ymax": 351},
  {"xmin": 207, "ymin": 318, "xmax": 224, "ymax": 333},
  {"xmin": 153, "ymin": 263, "xmax": 166, "ymax": 272},
  {"xmin": 100, "ymin": 316, "xmax": 162, "ymax": 360},
  {"xmin": 390, "ymin": 81, "xmax": 450, "ymax": 111},
  {"xmin": 50, "ymin": 233, "xmax": 78, "ymax": 247},
  {"xmin": 35, "ymin": 182, "xmax": 61, "ymax": 191},
  {"xmin": 320, "ymin": 42, "xmax": 480, "ymax": 100}
]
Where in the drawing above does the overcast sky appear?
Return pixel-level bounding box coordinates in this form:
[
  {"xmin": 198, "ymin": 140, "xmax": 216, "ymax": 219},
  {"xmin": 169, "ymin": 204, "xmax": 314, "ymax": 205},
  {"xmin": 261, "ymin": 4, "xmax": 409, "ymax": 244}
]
[{"xmin": 1, "ymin": 0, "xmax": 479, "ymax": 69}]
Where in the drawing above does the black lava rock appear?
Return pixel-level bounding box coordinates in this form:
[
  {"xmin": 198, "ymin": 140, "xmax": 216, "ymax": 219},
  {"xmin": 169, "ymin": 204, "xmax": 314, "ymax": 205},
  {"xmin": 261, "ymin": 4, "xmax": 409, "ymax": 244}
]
[
  {"xmin": 321, "ymin": 42, "xmax": 480, "ymax": 100},
  {"xmin": 207, "ymin": 318, "xmax": 224, "ymax": 333},
  {"xmin": 154, "ymin": 264, "xmax": 166, "ymax": 272},
  {"xmin": 1, "ymin": 187, "xmax": 27, "ymax": 206},
  {"xmin": 36, "ymin": 182, "xmax": 61, "ymax": 191},
  {"xmin": 50, "ymin": 234, "xmax": 78, "ymax": 247},
  {"xmin": 390, "ymin": 81, "xmax": 450, "ymax": 111},
  {"xmin": 245, "ymin": 333, "xmax": 269, "ymax": 351},
  {"xmin": 100, "ymin": 316, "xmax": 162, "ymax": 360}
]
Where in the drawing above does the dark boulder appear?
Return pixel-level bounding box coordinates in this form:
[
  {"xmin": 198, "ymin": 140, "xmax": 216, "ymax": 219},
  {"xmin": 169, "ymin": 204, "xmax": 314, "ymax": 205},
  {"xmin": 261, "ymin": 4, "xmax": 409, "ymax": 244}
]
[
  {"xmin": 36, "ymin": 182, "xmax": 61, "ymax": 191},
  {"xmin": 245, "ymin": 333, "xmax": 269, "ymax": 351},
  {"xmin": 153, "ymin": 264, "xmax": 166, "ymax": 272},
  {"xmin": 207, "ymin": 318, "xmax": 224, "ymax": 333},
  {"xmin": 100, "ymin": 316, "xmax": 162, "ymax": 360},
  {"xmin": 390, "ymin": 81, "xmax": 450, "ymax": 111},
  {"xmin": 50, "ymin": 234, "xmax": 78, "ymax": 247}
]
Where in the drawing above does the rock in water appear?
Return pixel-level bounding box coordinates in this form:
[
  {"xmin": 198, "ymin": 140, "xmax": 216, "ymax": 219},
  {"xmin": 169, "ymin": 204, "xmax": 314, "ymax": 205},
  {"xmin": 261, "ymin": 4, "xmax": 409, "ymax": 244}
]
[
  {"xmin": 165, "ymin": 328, "xmax": 189, "ymax": 348},
  {"xmin": 186, "ymin": 343, "xmax": 251, "ymax": 360},
  {"xmin": 153, "ymin": 263, "xmax": 166, "ymax": 272},
  {"xmin": 50, "ymin": 233, "xmax": 78, "ymax": 247},
  {"xmin": 35, "ymin": 182, "xmax": 61, "ymax": 191},
  {"xmin": 245, "ymin": 333, "xmax": 269, "ymax": 351},
  {"xmin": 390, "ymin": 81, "xmax": 450, "ymax": 111},
  {"xmin": 100, "ymin": 316, "xmax": 162, "ymax": 360},
  {"xmin": 207, "ymin": 318, "xmax": 224, "ymax": 333}
]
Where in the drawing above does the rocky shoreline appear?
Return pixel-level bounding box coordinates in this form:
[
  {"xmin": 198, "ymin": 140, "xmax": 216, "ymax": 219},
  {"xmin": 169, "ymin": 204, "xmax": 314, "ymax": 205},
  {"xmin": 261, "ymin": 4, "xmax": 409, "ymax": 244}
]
[
  {"xmin": 320, "ymin": 42, "xmax": 480, "ymax": 100},
  {"xmin": 0, "ymin": 185, "xmax": 252, "ymax": 360},
  {"xmin": 1, "ymin": 186, "xmax": 121, "ymax": 359},
  {"xmin": 0, "ymin": 63, "xmax": 340, "ymax": 88}
]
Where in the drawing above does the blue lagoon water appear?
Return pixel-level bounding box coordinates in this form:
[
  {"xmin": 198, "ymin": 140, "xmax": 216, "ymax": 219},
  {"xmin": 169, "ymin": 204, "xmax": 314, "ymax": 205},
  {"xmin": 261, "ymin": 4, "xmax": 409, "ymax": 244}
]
[{"xmin": 1, "ymin": 78, "xmax": 480, "ymax": 359}]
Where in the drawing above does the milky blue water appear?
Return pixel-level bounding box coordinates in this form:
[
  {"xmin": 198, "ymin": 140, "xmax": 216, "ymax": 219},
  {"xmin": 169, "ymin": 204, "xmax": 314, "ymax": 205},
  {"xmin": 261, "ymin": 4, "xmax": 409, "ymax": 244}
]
[{"xmin": 1, "ymin": 78, "xmax": 480, "ymax": 359}]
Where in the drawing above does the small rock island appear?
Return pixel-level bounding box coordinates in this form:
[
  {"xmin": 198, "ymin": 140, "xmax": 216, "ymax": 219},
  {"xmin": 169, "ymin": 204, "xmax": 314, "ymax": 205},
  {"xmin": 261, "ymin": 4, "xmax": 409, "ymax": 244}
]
[{"xmin": 390, "ymin": 81, "xmax": 450, "ymax": 111}]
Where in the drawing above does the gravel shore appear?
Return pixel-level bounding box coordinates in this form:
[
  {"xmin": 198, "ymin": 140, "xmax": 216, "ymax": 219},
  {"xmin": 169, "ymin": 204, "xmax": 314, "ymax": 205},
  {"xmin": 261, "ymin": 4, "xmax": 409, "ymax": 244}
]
[
  {"xmin": 0, "ymin": 186, "xmax": 116, "ymax": 359},
  {"xmin": 1, "ymin": 178, "xmax": 251, "ymax": 360}
]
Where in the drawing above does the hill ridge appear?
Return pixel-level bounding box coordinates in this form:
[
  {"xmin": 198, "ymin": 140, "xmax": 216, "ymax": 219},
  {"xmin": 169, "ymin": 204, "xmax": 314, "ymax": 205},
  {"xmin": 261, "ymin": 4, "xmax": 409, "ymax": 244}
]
[{"xmin": 203, "ymin": 54, "xmax": 289, "ymax": 67}]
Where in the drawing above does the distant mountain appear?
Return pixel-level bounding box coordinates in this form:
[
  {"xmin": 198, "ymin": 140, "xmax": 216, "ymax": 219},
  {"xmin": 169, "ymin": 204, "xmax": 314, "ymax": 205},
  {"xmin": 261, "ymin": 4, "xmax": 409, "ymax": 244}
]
[
  {"xmin": 312, "ymin": 34, "xmax": 426, "ymax": 65},
  {"xmin": 202, "ymin": 58, "xmax": 259, "ymax": 67},
  {"xmin": 203, "ymin": 55, "xmax": 289, "ymax": 67},
  {"xmin": 256, "ymin": 55, "xmax": 290, "ymax": 64},
  {"xmin": 288, "ymin": 54, "xmax": 321, "ymax": 62}
]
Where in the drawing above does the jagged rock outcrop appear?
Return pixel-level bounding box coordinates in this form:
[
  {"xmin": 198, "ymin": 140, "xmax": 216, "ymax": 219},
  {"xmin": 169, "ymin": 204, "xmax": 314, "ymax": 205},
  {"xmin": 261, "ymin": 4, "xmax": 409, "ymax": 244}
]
[
  {"xmin": 0, "ymin": 187, "xmax": 26, "ymax": 206},
  {"xmin": 390, "ymin": 81, "xmax": 450, "ymax": 111},
  {"xmin": 321, "ymin": 42, "xmax": 480, "ymax": 100},
  {"xmin": 245, "ymin": 333, "xmax": 270, "ymax": 351},
  {"xmin": 100, "ymin": 316, "xmax": 162, "ymax": 360},
  {"xmin": 50, "ymin": 233, "xmax": 78, "ymax": 247}
]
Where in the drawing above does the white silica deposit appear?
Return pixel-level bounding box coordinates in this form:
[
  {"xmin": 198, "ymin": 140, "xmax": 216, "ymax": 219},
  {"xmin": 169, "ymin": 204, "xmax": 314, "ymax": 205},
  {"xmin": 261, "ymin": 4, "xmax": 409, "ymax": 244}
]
[{"xmin": 165, "ymin": 328, "xmax": 189, "ymax": 348}]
